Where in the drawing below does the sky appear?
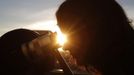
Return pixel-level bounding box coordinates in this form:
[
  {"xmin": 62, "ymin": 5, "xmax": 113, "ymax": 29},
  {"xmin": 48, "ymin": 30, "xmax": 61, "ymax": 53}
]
[{"xmin": 0, "ymin": 0, "xmax": 134, "ymax": 36}]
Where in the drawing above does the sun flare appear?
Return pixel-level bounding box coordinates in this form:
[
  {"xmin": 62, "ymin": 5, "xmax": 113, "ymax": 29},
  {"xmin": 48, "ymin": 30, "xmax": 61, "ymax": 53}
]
[
  {"xmin": 56, "ymin": 31, "xmax": 67, "ymax": 46},
  {"xmin": 25, "ymin": 20, "xmax": 67, "ymax": 49}
]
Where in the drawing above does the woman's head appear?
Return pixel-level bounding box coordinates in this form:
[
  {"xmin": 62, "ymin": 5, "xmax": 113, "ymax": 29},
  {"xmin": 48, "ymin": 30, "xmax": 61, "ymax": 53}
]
[{"xmin": 56, "ymin": 0, "xmax": 132, "ymax": 65}]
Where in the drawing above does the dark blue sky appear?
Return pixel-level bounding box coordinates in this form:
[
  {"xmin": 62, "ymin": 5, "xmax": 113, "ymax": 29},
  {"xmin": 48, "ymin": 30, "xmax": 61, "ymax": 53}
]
[{"xmin": 0, "ymin": 0, "xmax": 133, "ymax": 36}]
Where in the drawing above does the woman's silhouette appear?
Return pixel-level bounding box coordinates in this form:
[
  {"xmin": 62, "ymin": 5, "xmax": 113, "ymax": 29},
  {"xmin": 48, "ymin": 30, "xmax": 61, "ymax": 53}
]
[{"xmin": 56, "ymin": 0, "xmax": 134, "ymax": 75}]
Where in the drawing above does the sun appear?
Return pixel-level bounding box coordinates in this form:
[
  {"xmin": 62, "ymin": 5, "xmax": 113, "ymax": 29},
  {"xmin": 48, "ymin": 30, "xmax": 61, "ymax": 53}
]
[
  {"xmin": 24, "ymin": 20, "xmax": 67, "ymax": 48},
  {"xmin": 56, "ymin": 30, "xmax": 67, "ymax": 46}
]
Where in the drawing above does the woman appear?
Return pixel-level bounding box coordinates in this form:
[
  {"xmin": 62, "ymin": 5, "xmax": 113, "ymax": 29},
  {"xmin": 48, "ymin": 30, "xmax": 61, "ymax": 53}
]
[{"xmin": 56, "ymin": 0, "xmax": 134, "ymax": 75}]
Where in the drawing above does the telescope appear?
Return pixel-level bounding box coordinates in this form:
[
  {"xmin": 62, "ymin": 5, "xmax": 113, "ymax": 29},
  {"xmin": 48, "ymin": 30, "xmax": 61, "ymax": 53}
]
[
  {"xmin": 21, "ymin": 30, "xmax": 74, "ymax": 75},
  {"xmin": 0, "ymin": 29, "xmax": 89, "ymax": 75}
]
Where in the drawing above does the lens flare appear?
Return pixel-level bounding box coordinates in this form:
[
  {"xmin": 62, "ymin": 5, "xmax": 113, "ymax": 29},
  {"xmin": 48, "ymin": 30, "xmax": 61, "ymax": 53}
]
[
  {"xmin": 24, "ymin": 20, "xmax": 67, "ymax": 50},
  {"xmin": 48, "ymin": 23, "xmax": 67, "ymax": 47},
  {"xmin": 54, "ymin": 25, "xmax": 67, "ymax": 51},
  {"xmin": 58, "ymin": 48, "xmax": 64, "ymax": 52},
  {"xmin": 56, "ymin": 32, "xmax": 67, "ymax": 46}
]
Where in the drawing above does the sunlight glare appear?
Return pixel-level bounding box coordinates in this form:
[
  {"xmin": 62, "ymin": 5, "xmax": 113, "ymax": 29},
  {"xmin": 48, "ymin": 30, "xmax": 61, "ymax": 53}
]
[
  {"xmin": 58, "ymin": 48, "xmax": 64, "ymax": 52},
  {"xmin": 25, "ymin": 20, "xmax": 67, "ymax": 49},
  {"xmin": 24, "ymin": 20, "xmax": 57, "ymax": 32},
  {"xmin": 56, "ymin": 27, "xmax": 67, "ymax": 46}
]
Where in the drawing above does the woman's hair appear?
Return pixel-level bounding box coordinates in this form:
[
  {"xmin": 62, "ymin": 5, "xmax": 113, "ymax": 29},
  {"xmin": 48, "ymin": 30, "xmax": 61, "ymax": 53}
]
[
  {"xmin": 57, "ymin": 0, "xmax": 133, "ymax": 31},
  {"xmin": 56, "ymin": 0, "xmax": 134, "ymax": 75}
]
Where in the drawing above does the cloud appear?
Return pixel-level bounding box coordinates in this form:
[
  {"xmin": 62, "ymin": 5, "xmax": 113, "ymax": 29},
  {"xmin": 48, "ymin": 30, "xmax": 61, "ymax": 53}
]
[
  {"xmin": 0, "ymin": 0, "xmax": 62, "ymax": 23},
  {"xmin": 0, "ymin": 7, "xmax": 58, "ymax": 35},
  {"xmin": 0, "ymin": 0, "xmax": 65, "ymax": 36}
]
